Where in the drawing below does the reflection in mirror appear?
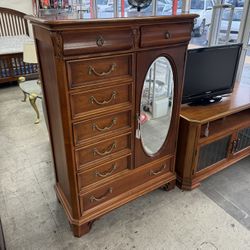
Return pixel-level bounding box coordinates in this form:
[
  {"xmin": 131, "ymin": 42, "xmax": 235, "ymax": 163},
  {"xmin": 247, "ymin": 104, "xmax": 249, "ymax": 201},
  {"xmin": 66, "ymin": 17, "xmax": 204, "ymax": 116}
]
[{"xmin": 140, "ymin": 56, "xmax": 174, "ymax": 155}]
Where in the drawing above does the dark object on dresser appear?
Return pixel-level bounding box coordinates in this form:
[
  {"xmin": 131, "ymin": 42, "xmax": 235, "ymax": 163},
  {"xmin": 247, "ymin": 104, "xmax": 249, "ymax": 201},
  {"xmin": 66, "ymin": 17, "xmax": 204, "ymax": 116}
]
[
  {"xmin": 27, "ymin": 13, "xmax": 197, "ymax": 237},
  {"xmin": 176, "ymin": 85, "xmax": 250, "ymax": 190},
  {"xmin": 182, "ymin": 44, "xmax": 242, "ymax": 105},
  {"xmin": 128, "ymin": 0, "xmax": 152, "ymax": 11}
]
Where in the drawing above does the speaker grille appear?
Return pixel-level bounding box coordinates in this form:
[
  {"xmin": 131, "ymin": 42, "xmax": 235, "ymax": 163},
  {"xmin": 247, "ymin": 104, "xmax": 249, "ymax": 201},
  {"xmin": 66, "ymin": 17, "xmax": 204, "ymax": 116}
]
[
  {"xmin": 236, "ymin": 127, "xmax": 250, "ymax": 152},
  {"xmin": 197, "ymin": 136, "xmax": 230, "ymax": 172}
]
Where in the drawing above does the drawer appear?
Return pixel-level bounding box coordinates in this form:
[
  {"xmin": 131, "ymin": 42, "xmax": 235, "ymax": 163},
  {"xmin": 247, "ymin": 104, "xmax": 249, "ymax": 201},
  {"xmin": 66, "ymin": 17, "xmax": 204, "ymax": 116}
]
[
  {"xmin": 62, "ymin": 28, "xmax": 134, "ymax": 56},
  {"xmin": 67, "ymin": 54, "xmax": 133, "ymax": 89},
  {"xmin": 80, "ymin": 156, "xmax": 172, "ymax": 212},
  {"xmin": 77, "ymin": 155, "xmax": 131, "ymax": 190},
  {"xmin": 140, "ymin": 23, "xmax": 192, "ymax": 48},
  {"xmin": 73, "ymin": 110, "xmax": 132, "ymax": 146},
  {"xmin": 75, "ymin": 132, "xmax": 131, "ymax": 170},
  {"xmin": 70, "ymin": 83, "xmax": 132, "ymax": 119}
]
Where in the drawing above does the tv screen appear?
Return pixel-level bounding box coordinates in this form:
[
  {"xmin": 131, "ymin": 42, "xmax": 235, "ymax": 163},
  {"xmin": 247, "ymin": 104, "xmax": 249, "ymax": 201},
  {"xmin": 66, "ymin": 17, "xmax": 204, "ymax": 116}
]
[{"xmin": 182, "ymin": 44, "xmax": 242, "ymax": 105}]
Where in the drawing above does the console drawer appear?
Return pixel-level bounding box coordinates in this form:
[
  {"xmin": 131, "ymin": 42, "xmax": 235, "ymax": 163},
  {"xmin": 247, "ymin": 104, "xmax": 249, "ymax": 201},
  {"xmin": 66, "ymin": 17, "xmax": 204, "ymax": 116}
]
[
  {"xmin": 77, "ymin": 155, "xmax": 131, "ymax": 190},
  {"xmin": 70, "ymin": 83, "xmax": 132, "ymax": 119},
  {"xmin": 73, "ymin": 110, "xmax": 132, "ymax": 146},
  {"xmin": 62, "ymin": 28, "xmax": 134, "ymax": 56},
  {"xmin": 67, "ymin": 54, "xmax": 133, "ymax": 89},
  {"xmin": 79, "ymin": 156, "xmax": 172, "ymax": 212},
  {"xmin": 75, "ymin": 132, "xmax": 131, "ymax": 170},
  {"xmin": 140, "ymin": 23, "xmax": 192, "ymax": 48}
]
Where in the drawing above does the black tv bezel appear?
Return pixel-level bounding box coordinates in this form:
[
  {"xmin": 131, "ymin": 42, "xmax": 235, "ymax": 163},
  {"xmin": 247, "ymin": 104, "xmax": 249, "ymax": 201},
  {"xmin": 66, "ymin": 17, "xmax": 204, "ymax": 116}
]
[{"xmin": 182, "ymin": 43, "xmax": 243, "ymax": 104}]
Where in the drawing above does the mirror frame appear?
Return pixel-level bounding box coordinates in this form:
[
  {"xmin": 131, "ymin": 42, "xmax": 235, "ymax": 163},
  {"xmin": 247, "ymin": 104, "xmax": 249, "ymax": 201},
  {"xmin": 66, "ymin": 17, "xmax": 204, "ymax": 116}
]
[
  {"xmin": 138, "ymin": 53, "xmax": 178, "ymax": 158},
  {"xmin": 139, "ymin": 55, "xmax": 175, "ymax": 156}
]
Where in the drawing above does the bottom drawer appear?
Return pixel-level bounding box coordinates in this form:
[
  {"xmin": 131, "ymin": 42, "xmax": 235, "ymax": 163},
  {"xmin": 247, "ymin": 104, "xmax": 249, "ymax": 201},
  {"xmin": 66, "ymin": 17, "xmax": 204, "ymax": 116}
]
[
  {"xmin": 77, "ymin": 154, "xmax": 131, "ymax": 190},
  {"xmin": 80, "ymin": 156, "xmax": 172, "ymax": 213}
]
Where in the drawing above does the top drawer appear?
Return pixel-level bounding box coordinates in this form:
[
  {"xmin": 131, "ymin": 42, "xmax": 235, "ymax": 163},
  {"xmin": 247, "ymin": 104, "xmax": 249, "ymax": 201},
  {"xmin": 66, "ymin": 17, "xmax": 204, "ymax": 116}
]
[
  {"xmin": 62, "ymin": 28, "xmax": 134, "ymax": 56},
  {"xmin": 67, "ymin": 54, "xmax": 133, "ymax": 89},
  {"xmin": 140, "ymin": 23, "xmax": 192, "ymax": 48}
]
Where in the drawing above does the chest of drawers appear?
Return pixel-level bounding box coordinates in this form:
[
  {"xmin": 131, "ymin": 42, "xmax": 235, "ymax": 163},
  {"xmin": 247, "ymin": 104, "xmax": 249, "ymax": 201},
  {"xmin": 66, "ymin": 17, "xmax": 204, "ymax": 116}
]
[{"xmin": 28, "ymin": 13, "xmax": 197, "ymax": 237}]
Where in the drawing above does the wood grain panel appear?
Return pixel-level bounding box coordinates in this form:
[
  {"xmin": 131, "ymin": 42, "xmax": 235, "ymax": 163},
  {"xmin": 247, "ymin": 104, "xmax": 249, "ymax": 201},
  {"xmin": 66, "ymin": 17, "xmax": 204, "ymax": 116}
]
[
  {"xmin": 67, "ymin": 54, "xmax": 133, "ymax": 89},
  {"xmin": 77, "ymin": 154, "xmax": 131, "ymax": 190},
  {"xmin": 73, "ymin": 110, "xmax": 132, "ymax": 146},
  {"xmin": 75, "ymin": 133, "xmax": 131, "ymax": 170},
  {"xmin": 62, "ymin": 28, "xmax": 134, "ymax": 56},
  {"xmin": 180, "ymin": 85, "xmax": 250, "ymax": 123},
  {"xmin": 80, "ymin": 156, "xmax": 171, "ymax": 212},
  {"xmin": 140, "ymin": 23, "xmax": 192, "ymax": 48},
  {"xmin": 70, "ymin": 83, "xmax": 132, "ymax": 119}
]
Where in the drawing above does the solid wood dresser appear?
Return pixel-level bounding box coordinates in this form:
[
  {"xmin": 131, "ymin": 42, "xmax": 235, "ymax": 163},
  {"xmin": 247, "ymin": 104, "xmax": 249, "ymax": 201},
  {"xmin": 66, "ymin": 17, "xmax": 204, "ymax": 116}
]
[{"xmin": 27, "ymin": 13, "xmax": 197, "ymax": 237}]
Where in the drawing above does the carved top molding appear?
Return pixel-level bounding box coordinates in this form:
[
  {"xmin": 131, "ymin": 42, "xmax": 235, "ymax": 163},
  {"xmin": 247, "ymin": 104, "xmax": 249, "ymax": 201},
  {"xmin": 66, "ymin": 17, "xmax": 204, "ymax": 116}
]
[
  {"xmin": 132, "ymin": 27, "xmax": 140, "ymax": 49},
  {"xmin": 51, "ymin": 31, "xmax": 63, "ymax": 59}
]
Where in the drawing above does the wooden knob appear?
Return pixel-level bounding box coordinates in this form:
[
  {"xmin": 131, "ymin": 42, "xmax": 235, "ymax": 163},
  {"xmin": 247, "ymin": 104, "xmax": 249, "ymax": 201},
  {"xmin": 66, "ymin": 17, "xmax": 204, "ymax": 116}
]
[{"xmin": 96, "ymin": 35, "xmax": 104, "ymax": 47}]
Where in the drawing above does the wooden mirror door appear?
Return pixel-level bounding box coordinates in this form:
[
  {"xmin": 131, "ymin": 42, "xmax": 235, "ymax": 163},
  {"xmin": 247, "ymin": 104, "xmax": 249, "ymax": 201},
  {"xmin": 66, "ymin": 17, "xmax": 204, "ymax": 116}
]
[{"xmin": 134, "ymin": 46, "xmax": 187, "ymax": 168}]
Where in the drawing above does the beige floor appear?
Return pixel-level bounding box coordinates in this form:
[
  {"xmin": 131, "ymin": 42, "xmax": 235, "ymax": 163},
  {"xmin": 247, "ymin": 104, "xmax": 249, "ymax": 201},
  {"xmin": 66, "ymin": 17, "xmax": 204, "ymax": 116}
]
[{"xmin": 1, "ymin": 85, "xmax": 250, "ymax": 250}]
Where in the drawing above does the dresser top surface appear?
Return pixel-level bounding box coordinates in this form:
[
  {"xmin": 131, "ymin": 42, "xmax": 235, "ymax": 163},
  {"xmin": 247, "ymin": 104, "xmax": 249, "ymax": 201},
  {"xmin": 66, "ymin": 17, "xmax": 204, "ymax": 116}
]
[
  {"xmin": 26, "ymin": 13, "xmax": 197, "ymax": 26},
  {"xmin": 180, "ymin": 84, "xmax": 250, "ymax": 124}
]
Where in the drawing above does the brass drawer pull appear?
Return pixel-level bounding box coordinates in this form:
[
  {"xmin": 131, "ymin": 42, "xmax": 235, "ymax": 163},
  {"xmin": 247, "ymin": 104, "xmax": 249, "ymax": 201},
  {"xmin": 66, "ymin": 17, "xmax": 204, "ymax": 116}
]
[
  {"xmin": 231, "ymin": 140, "xmax": 237, "ymax": 153},
  {"xmin": 90, "ymin": 187, "xmax": 113, "ymax": 203},
  {"xmin": 88, "ymin": 63, "xmax": 116, "ymax": 77},
  {"xmin": 165, "ymin": 31, "xmax": 171, "ymax": 39},
  {"xmin": 93, "ymin": 118, "xmax": 117, "ymax": 132},
  {"xmin": 149, "ymin": 164, "xmax": 167, "ymax": 176},
  {"xmin": 95, "ymin": 164, "xmax": 117, "ymax": 177},
  {"xmin": 89, "ymin": 91, "xmax": 117, "ymax": 105},
  {"xmin": 93, "ymin": 142, "xmax": 116, "ymax": 156}
]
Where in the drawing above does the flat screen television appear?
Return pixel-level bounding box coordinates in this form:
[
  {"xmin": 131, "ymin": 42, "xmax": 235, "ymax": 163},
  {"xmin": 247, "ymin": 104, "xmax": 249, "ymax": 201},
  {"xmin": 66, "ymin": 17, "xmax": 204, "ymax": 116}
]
[{"xmin": 182, "ymin": 43, "xmax": 242, "ymax": 105}]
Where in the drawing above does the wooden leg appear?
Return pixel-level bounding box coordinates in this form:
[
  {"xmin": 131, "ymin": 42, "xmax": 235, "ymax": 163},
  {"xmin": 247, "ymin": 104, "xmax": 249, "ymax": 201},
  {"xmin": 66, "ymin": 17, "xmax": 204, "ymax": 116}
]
[
  {"xmin": 176, "ymin": 179, "xmax": 201, "ymax": 190},
  {"xmin": 161, "ymin": 179, "xmax": 176, "ymax": 191},
  {"xmin": 71, "ymin": 222, "xmax": 93, "ymax": 237},
  {"xmin": 56, "ymin": 196, "xmax": 61, "ymax": 205}
]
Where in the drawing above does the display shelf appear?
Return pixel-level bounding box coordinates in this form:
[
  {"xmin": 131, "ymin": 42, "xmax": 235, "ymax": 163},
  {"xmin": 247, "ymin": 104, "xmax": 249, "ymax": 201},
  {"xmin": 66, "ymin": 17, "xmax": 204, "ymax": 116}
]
[{"xmin": 176, "ymin": 84, "xmax": 250, "ymax": 190}]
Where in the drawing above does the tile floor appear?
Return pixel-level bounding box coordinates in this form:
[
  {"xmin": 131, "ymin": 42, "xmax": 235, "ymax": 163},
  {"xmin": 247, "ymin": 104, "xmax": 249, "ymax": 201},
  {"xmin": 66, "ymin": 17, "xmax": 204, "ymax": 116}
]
[{"xmin": 0, "ymin": 84, "xmax": 250, "ymax": 250}]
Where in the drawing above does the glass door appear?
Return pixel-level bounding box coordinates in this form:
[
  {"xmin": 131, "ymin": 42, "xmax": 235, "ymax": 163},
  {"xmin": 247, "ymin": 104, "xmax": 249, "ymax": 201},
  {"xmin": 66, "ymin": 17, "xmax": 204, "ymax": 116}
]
[
  {"xmin": 237, "ymin": 0, "xmax": 250, "ymax": 85},
  {"xmin": 209, "ymin": 2, "xmax": 245, "ymax": 46},
  {"xmin": 185, "ymin": 0, "xmax": 249, "ymax": 85},
  {"xmin": 240, "ymin": 35, "xmax": 250, "ymax": 86},
  {"xmin": 187, "ymin": 0, "xmax": 247, "ymax": 47},
  {"xmin": 188, "ymin": 0, "xmax": 215, "ymax": 47}
]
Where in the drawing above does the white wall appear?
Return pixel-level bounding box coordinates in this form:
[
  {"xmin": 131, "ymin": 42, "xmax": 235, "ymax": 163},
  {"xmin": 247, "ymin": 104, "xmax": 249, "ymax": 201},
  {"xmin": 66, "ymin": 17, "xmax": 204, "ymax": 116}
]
[{"xmin": 0, "ymin": 0, "xmax": 33, "ymax": 14}]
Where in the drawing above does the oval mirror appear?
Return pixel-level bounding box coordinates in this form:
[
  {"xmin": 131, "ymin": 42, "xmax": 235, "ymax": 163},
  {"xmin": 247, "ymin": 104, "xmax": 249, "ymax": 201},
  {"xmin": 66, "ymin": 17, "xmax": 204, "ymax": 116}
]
[{"xmin": 140, "ymin": 56, "xmax": 174, "ymax": 155}]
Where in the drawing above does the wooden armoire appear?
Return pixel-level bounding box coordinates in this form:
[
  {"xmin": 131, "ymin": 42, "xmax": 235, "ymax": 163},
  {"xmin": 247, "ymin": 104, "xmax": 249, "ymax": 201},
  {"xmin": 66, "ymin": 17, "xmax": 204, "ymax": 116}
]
[{"xmin": 27, "ymin": 13, "xmax": 197, "ymax": 237}]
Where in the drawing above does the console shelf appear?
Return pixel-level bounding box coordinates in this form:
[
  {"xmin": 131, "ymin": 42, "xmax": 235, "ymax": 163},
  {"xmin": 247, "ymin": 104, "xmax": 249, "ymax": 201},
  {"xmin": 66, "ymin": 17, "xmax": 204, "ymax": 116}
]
[{"xmin": 176, "ymin": 85, "xmax": 250, "ymax": 190}]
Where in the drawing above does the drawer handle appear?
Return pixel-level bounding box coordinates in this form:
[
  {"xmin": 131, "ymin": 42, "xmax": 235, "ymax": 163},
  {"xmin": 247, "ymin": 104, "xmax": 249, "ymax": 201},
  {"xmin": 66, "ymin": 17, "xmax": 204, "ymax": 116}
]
[
  {"xmin": 165, "ymin": 31, "xmax": 171, "ymax": 39},
  {"xmin": 95, "ymin": 164, "xmax": 117, "ymax": 177},
  {"xmin": 93, "ymin": 142, "xmax": 116, "ymax": 156},
  {"xmin": 89, "ymin": 91, "xmax": 117, "ymax": 105},
  {"xmin": 231, "ymin": 140, "xmax": 237, "ymax": 153},
  {"xmin": 90, "ymin": 187, "xmax": 113, "ymax": 203},
  {"xmin": 88, "ymin": 63, "xmax": 116, "ymax": 77},
  {"xmin": 149, "ymin": 164, "xmax": 167, "ymax": 176},
  {"xmin": 93, "ymin": 118, "xmax": 117, "ymax": 132}
]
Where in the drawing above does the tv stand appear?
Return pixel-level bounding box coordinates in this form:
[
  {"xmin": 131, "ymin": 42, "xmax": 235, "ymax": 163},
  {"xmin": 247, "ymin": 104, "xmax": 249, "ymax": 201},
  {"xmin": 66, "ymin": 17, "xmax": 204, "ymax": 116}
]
[
  {"xmin": 176, "ymin": 85, "xmax": 250, "ymax": 190},
  {"xmin": 188, "ymin": 96, "xmax": 222, "ymax": 106}
]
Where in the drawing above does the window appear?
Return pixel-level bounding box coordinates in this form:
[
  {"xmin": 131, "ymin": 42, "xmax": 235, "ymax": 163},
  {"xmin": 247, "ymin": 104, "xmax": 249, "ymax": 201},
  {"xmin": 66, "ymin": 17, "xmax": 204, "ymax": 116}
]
[{"xmin": 190, "ymin": 0, "xmax": 205, "ymax": 10}]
